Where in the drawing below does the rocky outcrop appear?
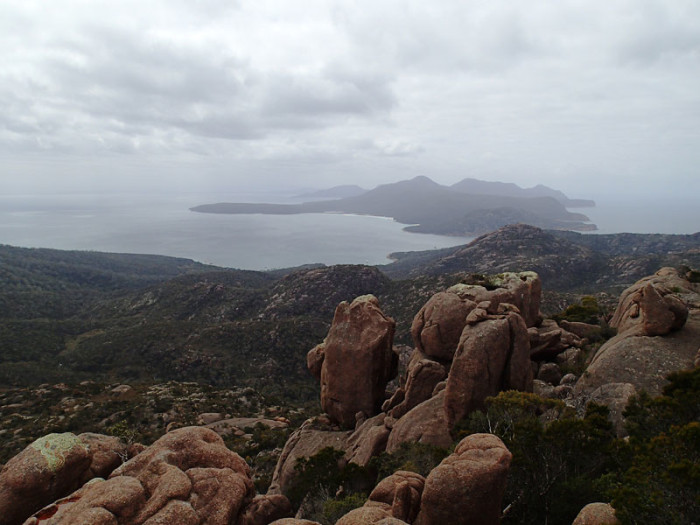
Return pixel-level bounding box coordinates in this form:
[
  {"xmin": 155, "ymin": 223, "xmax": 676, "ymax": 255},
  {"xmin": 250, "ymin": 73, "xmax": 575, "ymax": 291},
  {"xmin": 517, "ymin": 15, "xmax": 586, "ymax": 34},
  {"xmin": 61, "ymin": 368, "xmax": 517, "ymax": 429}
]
[
  {"xmin": 386, "ymin": 391, "xmax": 452, "ymax": 453},
  {"xmin": 445, "ymin": 311, "xmax": 533, "ymax": 427},
  {"xmin": 314, "ymin": 295, "xmax": 397, "ymax": 428},
  {"xmin": 205, "ymin": 417, "xmax": 288, "ymax": 438},
  {"xmin": 610, "ymin": 267, "xmax": 690, "ymax": 336},
  {"xmin": 24, "ymin": 427, "xmax": 257, "ymax": 525},
  {"xmin": 385, "ymin": 351, "xmax": 446, "ymax": 419},
  {"xmin": 367, "ymin": 471, "xmax": 425, "ymax": 523},
  {"xmin": 572, "ymin": 502, "xmax": 620, "ymax": 524},
  {"xmin": 345, "ymin": 414, "xmax": 391, "ymax": 467},
  {"xmin": 414, "ymin": 433, "xmax": 512, "ymax": 525},
  {"xmin": 270, "ymin": 518, "xmax": 321, "ymax": 525},
  {"xmin": 268, "ymin": 421, "xmax": 351, "ymax": 496},
  {"xmin": 528, "ymin": 319, "xmax": 583, "ymax": 361},
  {"xmin": 411, "ymin": 291, "xmax": 477, "ymax": 361},
  {"xmin": 411, "ymin": 274, "xmax": 542, "ymax": 352},
  {"xmin": 238, "ymin": 494, "xmax": 294, "ymax": 525},
  {"xmin": 577, "ymin": 270, "xmax": 700, "ymax": 397},
  {"xmin": 0, "ymin": 432, "xmax": 126, "ymax": 525},
  {"xmin": 333, "ymin": 470, "xmax": 425, "ymax": 524}
]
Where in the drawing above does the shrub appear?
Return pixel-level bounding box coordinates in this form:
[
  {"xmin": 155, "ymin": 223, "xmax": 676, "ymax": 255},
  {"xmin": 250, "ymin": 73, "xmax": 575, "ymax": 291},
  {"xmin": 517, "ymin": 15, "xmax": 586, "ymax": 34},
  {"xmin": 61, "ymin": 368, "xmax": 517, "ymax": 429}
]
[
  {"xmin": 458, "ymin": 391, "xmax": 621, "ymax": 525},
  {"xmin": 553, "ymin": 296, "xmax": 602, "ymax": 324}
]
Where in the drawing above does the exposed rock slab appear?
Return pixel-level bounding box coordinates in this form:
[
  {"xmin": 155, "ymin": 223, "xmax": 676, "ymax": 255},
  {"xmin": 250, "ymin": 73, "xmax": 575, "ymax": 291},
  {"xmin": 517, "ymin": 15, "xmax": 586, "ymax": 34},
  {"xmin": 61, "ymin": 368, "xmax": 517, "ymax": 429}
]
[
  {"xmin": 586, "ymin": 383, "xmax": 637, "ymax": 438},
  {"xmin": 576, "ymin": 311, "xmax": 700, "ymax": 397},
  {"xmin": 411, "ymin": 291, "xmax": 476, "ymax": 361},
  {"xmin": 386, "ymin": 392, "xmax": 452, "ymax": 453},
  {"xmin": 268, "ymin": 421, "xmax": 351, "ymax": 496},
  {"xmin": 205, "ymin": 417, "xmax": 288, "ymax": 437},
  {"xmin": 345, "ymin": 414, "xmax": 391, "ymax": 467}
]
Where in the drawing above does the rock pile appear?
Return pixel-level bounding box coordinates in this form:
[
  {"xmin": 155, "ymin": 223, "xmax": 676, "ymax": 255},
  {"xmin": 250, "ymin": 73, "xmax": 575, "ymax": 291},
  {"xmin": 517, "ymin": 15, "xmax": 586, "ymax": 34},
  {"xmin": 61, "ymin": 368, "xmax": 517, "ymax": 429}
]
[
  {"xmin": 576, "ymin": 267, "xmax": 699, "ymax": 397},
  {"xmin": 295, "ymin": 274, "xmax": 543, "ymax": 479},
  {"xmin": 0, "ymin": 432, "xmax": 126, "ymax": 525},
  {"xmin": 19, "ymin": 427, "xmax": 292, "ymax": 525}
]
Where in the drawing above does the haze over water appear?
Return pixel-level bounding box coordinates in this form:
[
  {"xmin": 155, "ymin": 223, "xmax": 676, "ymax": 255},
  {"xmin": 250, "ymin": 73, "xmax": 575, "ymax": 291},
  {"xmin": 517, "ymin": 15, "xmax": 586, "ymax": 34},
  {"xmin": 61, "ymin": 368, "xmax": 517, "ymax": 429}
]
[
  {"xmin": 0, "ymin": 192, "xmax": 473, "ymax": 270},
  {"xmin": 1, "ymin": 192, "xmax": 697, "ymax": 271}
]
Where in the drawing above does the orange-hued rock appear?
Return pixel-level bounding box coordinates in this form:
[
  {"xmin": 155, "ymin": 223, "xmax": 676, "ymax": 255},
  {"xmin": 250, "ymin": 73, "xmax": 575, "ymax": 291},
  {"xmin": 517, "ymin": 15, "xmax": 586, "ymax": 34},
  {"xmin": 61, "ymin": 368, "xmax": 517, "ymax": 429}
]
[
  {"xmin": 319, "ymin": 295, "xmax": 397, "ymax": 428},
  {"xmin": 414, "ymin": 434, "xmax": 512, "ymax": 525},
  {"xmin": 306, "ymin": 343, "xmax": 325, "ymax": 380},
  {"xmin": 410, "ymin": 272, "xmax": 542, "ymax": 363},
  {"xmin": 238, "ymin": 494, "xmax": 293, "ymax": 525},
  {"xmin": 411, "ymin": 291, "xmax": 477, "ymax": 361},
  {"xmin": 572, "ymin": 502, "xmax": 620, "ymax": 524},
  {"xmin": 0, "ymin": 431, "xmax": 127, "ymax": 525},
  {"xmin": 345, "ymin": 413, "xmax": 391, "ymax": 467},
  {"xmin": 388, "ymin": 351, "xmax": 446, "ymax": 419},
  {"xmin": 368, "ymin": 471, "xmax": 425, "ymax": 523},
  {"xmin": 610, "ymin": 267, "xmax": 690, "ymax": 336},
  {"xmin": 267, "ymin": 421, "xmax": 351, "ymax": 496},
  {"xmin": 24, "ymin": 427, "xmax": 255, "ymax": 525},
  {"xmin": 386, "ymin": 391, "xmax": 452, "ymax": 453},
  {"xmin": 444, "ymin": 311, "xmax": 532, "ymax": 427}
]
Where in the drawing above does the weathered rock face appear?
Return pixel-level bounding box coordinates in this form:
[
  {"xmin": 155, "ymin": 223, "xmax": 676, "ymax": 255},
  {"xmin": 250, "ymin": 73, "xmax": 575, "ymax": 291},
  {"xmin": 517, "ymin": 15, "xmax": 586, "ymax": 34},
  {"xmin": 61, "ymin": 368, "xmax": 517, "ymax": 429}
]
[
  {"xmin": 610, "ymin": 267, "xmax": 690, "ymax": 336},
  {"xmin": 444, "ymin": 311, "xmax": 533, "ymax": 427},
  {"xmin": 586, "ymin": 383, "xmax": 636, "ymax": 438},
  {"xmin": 577, "ymin": 268, "xmax": 700, "ymax": 398},
  {"xmin": 268, "ymin": 421, "xmax": 351, "ymax": 496},
  {"xmin": 238, "ymin": 494, "xmax": 294, "ymax": 525},
  {"xmin": 24, "ymin": 427, "xmax": 256, "ymax": 525},
  {"xmin": 386, "ymin": 391, "xmax": 452, "ymax": 453},
  {"xmin": 572, "ymin": 502, "xmax": 620, "ymax": 524},
  {"xmin": 0, "ymin": 432, "xmax": 126, "ymax": 525},
  {"xmin": 414, "ymin": 433, "xmax": 512, "ymax": 525},
  {"xmin": 368, "ymin": 471, "xmax": 425, "ymax": 524},
  {"xmin": 411, "ymin": 291, "xmax": 477, "ymax": 361},
  {"xmin": 386, "ymin": 351, "xmax": 446, "ymax": 419},
  {"xmin": 410, "ymin": 272, "xmax": 542, "ymax": 364},
  {"xmin": 577, "ymin": 309, "xmax": 700, "ymax": 397},
  {"xmin": 315, "ymin": 295, "xmax": 397, "ymax": 428},
  {"xmin": 452, "ymin": 271, "xmax": 542, "ymax": 327},
  {"xmin": 529, "ymin": 319, "xmax": 583, "ymax": 361},
  {"xmin": 345, "ymin": 414, "xmax": 391, "ymax": 467}
]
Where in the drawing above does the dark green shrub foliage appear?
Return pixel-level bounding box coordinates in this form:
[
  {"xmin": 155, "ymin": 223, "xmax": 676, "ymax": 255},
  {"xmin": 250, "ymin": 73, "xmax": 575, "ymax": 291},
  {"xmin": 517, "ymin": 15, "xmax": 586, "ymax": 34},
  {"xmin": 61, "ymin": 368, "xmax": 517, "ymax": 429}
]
[
  {"xmin": 553, "ymin": 295, "xmax": 602, "ymax": 324},
  {"xmin": 458, "ymin": 391, "xmax": 620, "ymax": 525},
  {"xmin": 612, "ymin": 368, "xmax": 700, "ymax": 524}
]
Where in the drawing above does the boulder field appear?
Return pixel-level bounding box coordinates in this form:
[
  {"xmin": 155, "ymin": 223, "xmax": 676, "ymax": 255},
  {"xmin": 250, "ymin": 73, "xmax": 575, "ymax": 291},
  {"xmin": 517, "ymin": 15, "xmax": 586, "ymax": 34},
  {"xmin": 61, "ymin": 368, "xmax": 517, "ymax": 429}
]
[{"xmin": 2, "ymin": 267, "xmax": 698, "ymax": 524}]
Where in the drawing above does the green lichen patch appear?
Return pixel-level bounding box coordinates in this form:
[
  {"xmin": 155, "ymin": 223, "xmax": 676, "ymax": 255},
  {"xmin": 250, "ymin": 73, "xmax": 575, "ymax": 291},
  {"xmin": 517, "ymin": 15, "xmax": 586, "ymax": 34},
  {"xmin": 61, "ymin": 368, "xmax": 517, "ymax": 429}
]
[{"xmin": 30, "ymin": 433, "xmax": 85, "ymax": 471}]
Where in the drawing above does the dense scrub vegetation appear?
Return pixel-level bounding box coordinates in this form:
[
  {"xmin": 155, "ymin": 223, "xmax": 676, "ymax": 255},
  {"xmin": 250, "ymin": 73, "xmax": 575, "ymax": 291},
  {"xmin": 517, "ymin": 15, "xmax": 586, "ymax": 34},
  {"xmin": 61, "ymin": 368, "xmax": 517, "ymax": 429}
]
[{"xmin": 284, "ymin": 368, "xmax": 700, "ymax": 525}]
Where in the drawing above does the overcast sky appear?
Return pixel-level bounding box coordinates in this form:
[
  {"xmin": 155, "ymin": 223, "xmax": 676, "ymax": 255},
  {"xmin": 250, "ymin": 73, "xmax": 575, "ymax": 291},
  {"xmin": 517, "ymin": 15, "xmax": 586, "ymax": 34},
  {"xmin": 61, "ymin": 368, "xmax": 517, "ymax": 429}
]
[{"xmin": 1, "ymin": 0, "xmax": 699, "ymax": 199}]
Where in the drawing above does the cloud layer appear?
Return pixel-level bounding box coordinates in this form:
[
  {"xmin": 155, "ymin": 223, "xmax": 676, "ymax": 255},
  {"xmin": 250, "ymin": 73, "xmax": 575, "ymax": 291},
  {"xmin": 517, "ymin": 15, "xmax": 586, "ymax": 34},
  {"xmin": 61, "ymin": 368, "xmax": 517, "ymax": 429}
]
[{"xmin": 1, "ymin": 0, "xmax": 699, "ymax": 197}]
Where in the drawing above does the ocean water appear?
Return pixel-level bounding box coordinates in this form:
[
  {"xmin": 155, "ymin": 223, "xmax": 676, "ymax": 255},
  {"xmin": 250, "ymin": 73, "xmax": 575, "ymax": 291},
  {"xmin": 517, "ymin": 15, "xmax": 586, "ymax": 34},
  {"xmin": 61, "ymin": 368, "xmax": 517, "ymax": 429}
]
[
  {"xmin": 2, "ymin": 193, "xmax": 696, "ymax": 271},
  {"xmin": 0, "ymin": 192, "xmax": 474, "ymax": 270},
  {"xmin": 581, "ymin": 196, "xmax": 700, "ymax": 235}
]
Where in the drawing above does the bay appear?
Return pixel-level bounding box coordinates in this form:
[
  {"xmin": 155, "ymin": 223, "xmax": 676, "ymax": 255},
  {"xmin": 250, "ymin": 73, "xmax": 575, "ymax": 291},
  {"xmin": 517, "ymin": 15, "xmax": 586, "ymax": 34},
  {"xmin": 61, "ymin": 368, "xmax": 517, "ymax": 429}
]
[{"xmin": 0, "ymin": 192, "xmax": 473, "ymax": 270}]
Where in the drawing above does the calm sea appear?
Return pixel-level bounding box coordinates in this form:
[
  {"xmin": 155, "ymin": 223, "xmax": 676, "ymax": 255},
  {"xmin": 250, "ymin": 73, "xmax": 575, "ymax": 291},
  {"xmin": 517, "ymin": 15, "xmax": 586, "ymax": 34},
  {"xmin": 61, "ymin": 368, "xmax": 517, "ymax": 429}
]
[
  {"xmin": 0, "ymin": 192, "xmax": 474, "ymax": 270},
  {"xmin": 1, "ymin": 193, "xmax": 697, "ymax": 271}
]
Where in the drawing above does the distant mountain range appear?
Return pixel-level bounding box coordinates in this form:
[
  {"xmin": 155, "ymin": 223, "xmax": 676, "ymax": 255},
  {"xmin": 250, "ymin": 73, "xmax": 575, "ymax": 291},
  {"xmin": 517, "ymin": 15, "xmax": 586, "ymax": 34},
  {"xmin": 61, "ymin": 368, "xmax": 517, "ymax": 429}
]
[
  {"xmin": 192, "ymin": 176, "xmax": 596, "ymax": 235},
  {"xmin": 293, "ymin": 185, "xmax": 368, "ymax": 201}
]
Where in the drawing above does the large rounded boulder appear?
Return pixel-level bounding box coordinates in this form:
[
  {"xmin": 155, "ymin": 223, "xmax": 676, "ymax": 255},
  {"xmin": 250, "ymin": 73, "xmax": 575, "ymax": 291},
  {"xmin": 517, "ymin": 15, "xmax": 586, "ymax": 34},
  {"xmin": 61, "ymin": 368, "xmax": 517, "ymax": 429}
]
[{"xmin": 414, "ymin": 433, "xmax": 512, "ymax": 525}]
